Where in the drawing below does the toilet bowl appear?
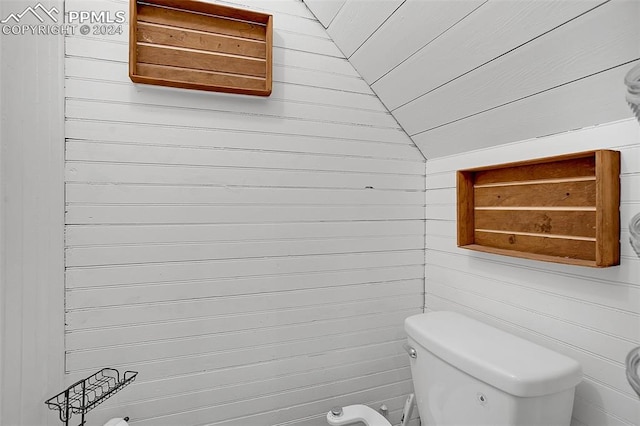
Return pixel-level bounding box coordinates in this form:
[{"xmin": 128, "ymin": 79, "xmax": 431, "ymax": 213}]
[
  {"xmin": 103, "ymin": 418, "xmax": 129, "ymax": 426},
  {"xmin": 326, "ymin": 405, "xmax": 391, "ymax": 426},
  {"xmin": 327, "ymin": 311, "xmax": 582, "ymax": 426}
]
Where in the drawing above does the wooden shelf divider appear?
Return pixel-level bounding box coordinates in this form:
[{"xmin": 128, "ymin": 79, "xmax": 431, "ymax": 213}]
[
  {"xmin": 457, "ymin": 150, "xmax": 620, "ymax": 267},
  {"xmin": 129, "ymin": 0, "xmax": 272, "ymax": 96}
]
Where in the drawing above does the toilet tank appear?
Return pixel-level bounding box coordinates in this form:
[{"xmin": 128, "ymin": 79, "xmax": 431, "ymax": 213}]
[{"xmin": 404, "ymin": 311, "xmax": 582, "ymax": 426}]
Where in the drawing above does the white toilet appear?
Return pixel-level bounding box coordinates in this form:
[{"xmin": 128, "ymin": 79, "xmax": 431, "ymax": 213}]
[{"xmin": 327, "ymin": 311, "xmax": 582, "ymax": 426}]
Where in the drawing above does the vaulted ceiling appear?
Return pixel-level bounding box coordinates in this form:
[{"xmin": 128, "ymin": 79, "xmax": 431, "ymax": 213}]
[{"xmin": 304, "ymin": 0, "xmax": 639, "ymax": 159}]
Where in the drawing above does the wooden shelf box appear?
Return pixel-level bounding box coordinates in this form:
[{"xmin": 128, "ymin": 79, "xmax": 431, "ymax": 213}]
[
  {"xmin": 457, "ymin": 150, "xmax": 620, "ymax": 267},
  {"xmin": 129, "ymin": 0, "xmax": 273, "ymax": 96}
]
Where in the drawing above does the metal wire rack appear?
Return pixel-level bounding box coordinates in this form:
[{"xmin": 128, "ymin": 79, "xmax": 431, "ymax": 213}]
[{"xmin": 45, "ymin": 368, "xmax": 138, "ymax": 426}]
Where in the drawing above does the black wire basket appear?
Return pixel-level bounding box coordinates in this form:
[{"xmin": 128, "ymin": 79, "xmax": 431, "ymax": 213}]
[{"xmin": 45, "ymin": 368, "xmax": 138, "ymax": 426}]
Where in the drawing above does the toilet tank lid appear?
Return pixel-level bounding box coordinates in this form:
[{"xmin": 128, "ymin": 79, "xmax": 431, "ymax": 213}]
[{"xmin": 405, "ymin": 311, "xmax": 582, "ymax": 397}]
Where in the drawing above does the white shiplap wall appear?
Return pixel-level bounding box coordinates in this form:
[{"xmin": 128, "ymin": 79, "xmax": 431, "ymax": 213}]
[
  {"xmin": 64, "ymin": 0, "xmax": 425, "ymax": 425},
  {"xmin": 425, "ymin": 119, "xmax": 640, "ymax": 426}
]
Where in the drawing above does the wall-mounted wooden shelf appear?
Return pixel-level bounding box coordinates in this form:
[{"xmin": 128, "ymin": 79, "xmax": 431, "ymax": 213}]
[
  {"xmin": 457, "ymin": 150, "xmax": 620, "ymax": 267},
  {"xmin": 129, "ymin": 0, "xmax": 272, "ymax": 96}
]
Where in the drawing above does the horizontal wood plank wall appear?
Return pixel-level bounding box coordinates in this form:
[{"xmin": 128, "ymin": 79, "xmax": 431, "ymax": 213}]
[
  {"xmin": 63, "ymin": 0, "xmax": 425, "ymax": 425},
  {"xmin": 425, "ymin": 119, "xmax": 640, "ymax": 426}
]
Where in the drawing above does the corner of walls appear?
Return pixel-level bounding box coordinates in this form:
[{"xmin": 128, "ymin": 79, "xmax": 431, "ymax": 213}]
[
  {"xmin": 0, "ymin": 1, "xmax": 66, "ymax": 425},
  {"xmin": 302, "ymin": 0, "xmax": 346, "ymax": 29},
  {"xmin": 301, "ymin": 0, "xmax": 426, "ymax": 163}
]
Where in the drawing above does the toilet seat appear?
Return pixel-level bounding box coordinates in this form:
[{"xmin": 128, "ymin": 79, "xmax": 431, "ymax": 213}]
[{"xmin": 326, "ymin": 404, "xmax": 391, "ymax": 426}]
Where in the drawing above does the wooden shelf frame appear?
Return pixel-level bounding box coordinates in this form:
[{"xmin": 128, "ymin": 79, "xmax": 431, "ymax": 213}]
[
  {"xmin": 129, "ymin": 0, "xmax": 273, "ymax": 96},
  {"xmin": 457, "ymin": 150, "xmax": 620, "ymax": 267}
]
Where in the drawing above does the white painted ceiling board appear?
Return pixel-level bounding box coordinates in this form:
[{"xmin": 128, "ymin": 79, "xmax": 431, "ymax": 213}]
[
  {"xmin": 395, "ymin": 0, "xmax": 639, "ymax": 136},
  {"xmin": 66, "ymin": 100, "xmax": 413, "ymax": 146},
  {"xmin": 280, "ymin": 66, "xmax": 374, "ymax": 93},
  {"xmin": 65, "ymin": 141, "xmax": 418, "ymax": 175},
  {"xmin": 65, "ymin": 162, "xmax": 425, "ymax": 191},
  {"xmin": 303, "ymin": 0, "xmax": 346, "ymax": 28},
  {"xmin": 302, "ymin": 0, "xmax": 636, "ymax": 163},
  {"xmin": 66, "ymin": 185, "xmax": 426, "ymax": 206},
  {"xmin": 66, "ymin": 120, "xmax": 423, "ymax": 161},
  {"xmin": 372, "ymin": 0, "xmax": 605, "ymax": 111},
  {"xmin": 349, "ymin": 0, "xmax": 485, "ymax": 83},
  {"xmin": 412, "ymin": 62, "xmax": 636, "ymax": 158},
  {"xmin": 327, "ymin": 0, "xmax": 404, "ymax": 58},
  {"xmin": 273, "ymin": 48, "xmax": 360, "ymax": 76}
]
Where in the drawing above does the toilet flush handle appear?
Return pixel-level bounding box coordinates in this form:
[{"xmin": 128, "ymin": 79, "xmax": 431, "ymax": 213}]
[{"xmin": 403, "ymin": 344, "xmax": 417, "ymax": 359}]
